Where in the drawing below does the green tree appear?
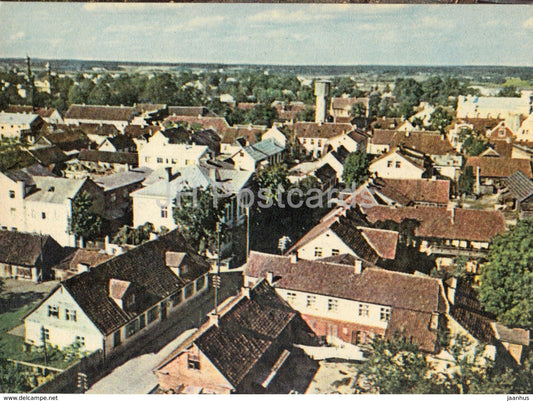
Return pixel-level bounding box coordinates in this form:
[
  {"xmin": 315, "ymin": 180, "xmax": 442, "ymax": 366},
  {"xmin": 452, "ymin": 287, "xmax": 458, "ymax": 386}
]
[
  {"xmin": 68, "ymin": 191, "xmax": 102, "ymax": 241},
  {"xmin": 88, "ymin": 82, "xmax": 111, "ymax": 105},
  {"xmin": 356, "ymin": 336, "xmax": 435, "ymax": 394},
  {"xmin": 141, "ymin": 73, "xmax": 178, "ymax": 104},
  {"xmin": 342, "ymin": 150, "xmax": 370, "ymax": 188},
  {"xmin": 429, "ymin": 107, "xmax": 453, "ymax": 134},
  {"xmin": 172, "ymin": 187, "xmax": 229, "ymax": 255},
  {"xmin": 458, "ymin": 166, "xmax": 475, "ymax": 195},
  {"xmin": 244, "ymin": 104, "xmax": 279, "ymax": 127},
  {"xmin": 460, "ymin": 128, "xmax": 488, "ymax": 156},
  {"xmin": 351, "ymin": 102, "xmax": 367, "ymax": 118},
  {"xmin": 0, "ymin": 359, "xmax": 33, "ymax": 393},
  {"xmin": 297, "ymin": 106, "xmax": 315, "ymax": 122},
  {"xmin": 255, "ymin": 163, "xmax": 290, "ymax": 202},
  {"xmin": 498, "ymin": 85, "xmax": 520, "ymax": 97},
  {"xmin": 479, "ymin": 218, "xmax": 533, "ymax": 327}
]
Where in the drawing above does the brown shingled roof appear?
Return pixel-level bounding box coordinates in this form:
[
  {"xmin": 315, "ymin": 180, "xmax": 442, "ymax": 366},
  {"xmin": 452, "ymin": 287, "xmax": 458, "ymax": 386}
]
[
  {"xmin": 369, "ymin": 177, "xmax": 450, "ymax": 206},
  {"xmin": 465, "ymin": 157, "xmax": 533, "ymax": 179},
  {"xmin": 65, "ymin": 105, "xmax": 136, "ymax": 122},
  {"xmin": 163, "ymin": 115, "xmax": 230, "ymax": 135},
  {"xmin": 124, "ymin": 124, "xmax": 161, "ymax": 138},
  {"xmin": 294, "ymin": 122, "xmax": 353, "ymax": 139},
  {"xmin": 364, "ymin": 205, "xmax": 506, "ymax": 243},
  {"xmin": 371, "ymin": 130, "xmax": 456, "ymax": 156},
  {"xmin": 0, "ymin": 231, "xmax": 58, "ymax": 267}
]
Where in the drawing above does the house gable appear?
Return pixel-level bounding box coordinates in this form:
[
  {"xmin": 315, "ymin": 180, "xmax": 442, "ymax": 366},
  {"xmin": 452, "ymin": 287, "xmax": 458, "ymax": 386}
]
[{"xmin": 24, "ymin": 284, "xmax": 103, "ymax": 351}]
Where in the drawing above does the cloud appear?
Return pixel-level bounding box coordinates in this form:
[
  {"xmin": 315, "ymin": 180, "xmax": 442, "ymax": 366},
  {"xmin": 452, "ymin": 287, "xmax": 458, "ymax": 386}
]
[
  {"xmin": 9, "ymin": 31, "xmax": 25, "ymax": 41},
  {"xmin": 524, "ymin": 17, "xmax": 533, "ymax": 29},
  {"xmin": 165, "ymin": 15, "xmax": 225, "ymax": 33}
]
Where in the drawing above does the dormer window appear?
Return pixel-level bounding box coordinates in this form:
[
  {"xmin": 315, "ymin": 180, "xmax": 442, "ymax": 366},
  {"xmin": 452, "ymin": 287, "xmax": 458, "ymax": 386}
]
[
  {"xmin": 187, "ymin": 350, "xmax": 200, "ymax": 370},
  {"xmin": 8, "ymin": 190, "xmax": 15, "ymax": 199}
]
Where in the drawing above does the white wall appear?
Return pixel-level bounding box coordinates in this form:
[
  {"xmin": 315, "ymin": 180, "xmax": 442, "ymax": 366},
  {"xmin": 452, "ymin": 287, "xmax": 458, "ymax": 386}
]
[
  {"xmin": 25, "ymin": 286, "xmax": 103, "ymax": 351},
  {"xmin": 25, "ymin": 200, "xmax": 75, "ymax": 247},
  {"xmin": 277, "ymin": 288, "xmax": 390, "ymax": 329},
  {"xmin": 369, "ymin": 153, "xmax": 424, "ymax": 179},
  {"xmin": 132, "ymin": 194, "xmax": 177, "ymax": 230},
  {"xmin": 0, "ymin": 175, "xmax": 26, "ymax": 231},
  {"xmin": 296, "ymin": 230, "xmax": 354, "ymax": 260}
]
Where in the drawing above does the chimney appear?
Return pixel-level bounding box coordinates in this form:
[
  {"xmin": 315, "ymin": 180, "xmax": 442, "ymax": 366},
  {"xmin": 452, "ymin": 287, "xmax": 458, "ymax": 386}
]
[
  {"xmin": 447, "ymin": 202, "xmax": 456, "ymax": 224},
  {"xmin": 447, "ymin": 276, "xmax": 457, "ymax": 305},
  {"xmin": 77, "ymin": 263, "xmax": 90, "ymax": 273},
  {"xmin": 165, "ymin": 167, "xmax": 172, "ymax": 181},
  {"xmin": 266, "ymin": 271, "xmax": 274, "ymax": 285},
  {"xmin": 354, "ymin": 259, "xmax": 363, "ymax": 275},
  {"xmin": 289, "ymin": 254, "xmax": 297, "ymax": 263},
  {"xmin": 241, "ymin": 286, "xmax": 251, "ymax": 298},
  {"xmin": 208, "ymin": 312, "xmax": 219, "ymax": 327}
]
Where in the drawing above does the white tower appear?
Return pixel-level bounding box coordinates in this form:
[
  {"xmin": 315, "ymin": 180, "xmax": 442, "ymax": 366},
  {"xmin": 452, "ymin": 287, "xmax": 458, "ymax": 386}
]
[{"xmin": 315, "ymin": 80, "xmax": 331, "ymax": 123}]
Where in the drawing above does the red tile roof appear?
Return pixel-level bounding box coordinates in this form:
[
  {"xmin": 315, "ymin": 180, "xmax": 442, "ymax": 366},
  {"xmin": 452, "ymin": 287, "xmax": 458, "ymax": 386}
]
[
  {"xmin": 371, "ymin": 117, "xmax": 404, "ymax": 130},
  {"xmin": 369, "ymin": 177, "xmax": 450, "ymax": 206},
  {"xmin": 294, "ymin": 122, "xmax": 353, "ymax": 139},
  {"xmin": 371, "ymin": 130, "xmax": 456, "ymax": 155},
  {"xmin": 163, "ymin": 115, "xmax": 230, "ymax": 135},
  {"xmin": 465, "ymin": 157, "xmax": 533, "ymax": 179},
  {"xmin": 386, "ymin": 309, "xmax": 438, "ymax": 353},
  {"xmin": 6, "ymin": 105, "xmax": 59, "ymax": 119},
  {"xmin": 364, "ymin": 206, "xmax": 506, "ymax": 243},
  {"xmin": 167, "ymin": 106, "xmax": 217, "ymax": 117},
  {"xmin": 360, "ymin": 227, "xmax": 398, "ymax": 260},
  {"xmin": 456, "ymin": 118, "xmax": 503, "ymax": 133},
  {"xmin": 124, "ymin": 124, "xmax": 161, "ymax": 138}
]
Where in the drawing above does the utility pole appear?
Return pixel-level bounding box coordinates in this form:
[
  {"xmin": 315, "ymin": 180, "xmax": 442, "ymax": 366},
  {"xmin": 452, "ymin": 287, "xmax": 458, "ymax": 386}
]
[
  {"xmin": 41, "ymin": 326, "xmax": 48, "ymax": 366},
  {"xmin": 213, "ymin": 222, "xmax": 222, "ymax": 315},
  {"xmin": 246, "ymin": 206, "xmax": 250, "ymax": 262}
]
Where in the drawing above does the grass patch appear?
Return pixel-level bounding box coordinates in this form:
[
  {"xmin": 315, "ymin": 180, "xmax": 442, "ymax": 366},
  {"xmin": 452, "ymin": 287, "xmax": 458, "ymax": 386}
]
[{"xmin": 0, "ymin": 303, "xmax": 34, "ymax": 335}]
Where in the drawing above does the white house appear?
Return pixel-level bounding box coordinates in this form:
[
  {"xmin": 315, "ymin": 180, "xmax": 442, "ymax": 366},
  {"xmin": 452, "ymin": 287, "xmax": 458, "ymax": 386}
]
[
  {"xmin": 0, "ymin": 168, "xmax": 105, "ymax": 247},
  {"xmin": 369, "ymin": 147, "xmax": 429, "ymax": 180},
  {"xmin": 24, "ymin": 230, "xmax": 211, "ymax": 358},
  {"xmin": 456, "ymin": 93, "xmax": 532, "ymax": 119},
  {"xmin": 131, "ymin": 166, "xmax": 253, "ymax": 231},
  {"xmin": 293, "ymin": 122, "xmax": 353, "ymax": 158},
  {"xmin": 287, "ymin": 207, "xmax": 398, "ymax": 267},
  {"xmin": 0, "ymin": 112, "xmax": 44, "ymax": 139},
  {"xmin": 516, "ymin": 113, "xmax": 533, "ymax": 142},
  {"xmin": 244, "ymin": 251, "xmax": 447, "ymax": 353},
  {"xmin": 138, "ymin": 130, "xmax": 212, "ymax": 170},
  {"xmin": 230, "ymin": 138, "xmax": 284, "ymax": 171},
  {"xmin": 262, "ymin": 126, "xmax": 287, "ymax": 148}
]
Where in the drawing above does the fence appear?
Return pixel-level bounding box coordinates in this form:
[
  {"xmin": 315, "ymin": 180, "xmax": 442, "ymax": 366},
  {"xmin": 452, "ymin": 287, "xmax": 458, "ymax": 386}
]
[{"xmin": 30, "ymin": 350, "xmax": 104, "ymax": 394}]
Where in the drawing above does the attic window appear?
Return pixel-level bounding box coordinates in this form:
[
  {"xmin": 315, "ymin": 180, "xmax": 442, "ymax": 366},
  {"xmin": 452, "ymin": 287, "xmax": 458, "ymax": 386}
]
[
  {"xmin": 48, "ymin": 186, "xmax": 55, "ymax": 192},
  {"xmin": 48, "ymin": 305, "xmax": 59, "ymax": 318},
  {"xmin": 187, "ymin": 352, "xmax": 200, "ymax": 370},
  {"xmin": 9, "ymin": 190, "xmax": 15, "ymax": 199}
]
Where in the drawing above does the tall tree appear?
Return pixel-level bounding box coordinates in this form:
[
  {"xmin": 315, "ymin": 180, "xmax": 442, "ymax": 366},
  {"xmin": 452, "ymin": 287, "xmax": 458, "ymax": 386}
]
[
  {"xmin": 428, "ymin": 107, "xmax": 453, "ymax": 134},
  {"xmin": 68, "ymin": 191, "xmax": 102, "ymax": 242},
  {"xmin": 342, "ymin": 150, "xmax": 370, "ymax": 188},
  {"xmin": 479, "ymin": 218, "xmax": 533, "ymax": 328},
  {"xmin": 173, "ymin": 187, "xmax": 229, "ymax": 255},
  {"xmin": 255, "ymin": 163, "xmax": 290, "ymax": 202}
]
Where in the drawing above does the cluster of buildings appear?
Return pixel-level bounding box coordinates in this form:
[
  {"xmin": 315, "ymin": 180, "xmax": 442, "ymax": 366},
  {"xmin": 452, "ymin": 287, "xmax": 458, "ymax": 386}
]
[{"xmin": 0, "ymin": 79, "xmax": 532, "ymax": 394}]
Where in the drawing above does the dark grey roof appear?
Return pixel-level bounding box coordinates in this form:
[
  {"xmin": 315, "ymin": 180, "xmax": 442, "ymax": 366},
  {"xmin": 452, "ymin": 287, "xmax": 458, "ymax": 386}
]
[
  {"xmin": 505, "ymin": 170, "xmax": 533, "ymax": 202},
  {"xmin": 0, "ymin": 230, "xmax": 57, "ymax": 267},
  {"xmin": 60, "ymin": 230, "xmax": 210, "ymax": 335},
  {"xmin": 78, "ymin": 150, "xmax": 138, "ymax": 165}
]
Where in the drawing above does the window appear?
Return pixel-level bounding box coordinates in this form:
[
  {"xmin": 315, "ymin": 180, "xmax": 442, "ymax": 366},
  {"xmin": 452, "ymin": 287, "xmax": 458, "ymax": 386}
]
[
  {"xmin": 196, "ymin": 275, "xmax": 206, "ymax": 290},
  {"xmin": 286, "ymin": 292, "xmax": 297, "ymax": 303},
  {"xmin": 48, "ymin": 305, "xmax": 59, "ymax": 318},
  {"xmin": 113, "ymin": 330, "xmax": 122, "ymax": 347},
  {"xmin": 42, "ymin": 328, "xmax": 50, "ymax": 341},
  {"xmin": 110, "ymin": 193, "xmax": 117, "ymax": 203},
  {"xmin": 387, "ymin": 161, "xmax": 393, "ymax": 168},
  {"xmin": 139, "ymin": 314, "xmax": 146, "ymax": 329},
  {"xmin": 161, "ymin": 207, "xmax": 168, "ymax": 218},
  {"xmin": 147, "ymin": 306, "xmax": 159, "ymax": 324},
  {"xmin": 171, "ymin": 292, "xmax": 182, "ymax": 307},
  {"xmin": 10, "ymin": 208, "xmax": 16, "ymax": 216},
  {"xmin": 42, "ymin": 212, "xmax": 46, "ymax": 219},
  {"xmin": 395, "ymin": 161, "xmax": 401, "ymax": 168},
  {"xmin": 310, "ymin": 139, "xmax": 315, "ymax": 145},
  {"xmin": 144, "ymin": 157, "xmax": 150, "ymax": 162},
  {"xmin": 171, "ymin": 159, "xmax": 177, "ymax": 164},
  {"xmin": 314, "ymin": 247, "xmax": 323, "ymax": 258},
  {"xmin": 125, "ymin": 320, "xmax": 139, "ymax": 338},
  {"xmin": 358, "ymin": 304, "xmax": 369, "ymax": 317},
  {"xmin": 9, "ymin": 190, "xmax": 15, "ymax": 199},
  {"xmin": 185, "ymin": 160, "xmax": 193, "ymax": 166},
  {"xmin": 65, "ymin": 309, "xmax": 77, "ymax": 322},
  {"xmin": 380, "ymin": 307, "xmax": 391, "ymax": 321},
  {"xmin": 75, "ymin": 336, "xmax": 85, "ymax": 347},
  {"xmin": 306, "ymin": 295, "xmax": 316, "ymax": 309},
  {"xmin": 184, "ymin": 285, "xmax": 194, "ymax": 299},
  {"xmin": 156, "ymin": 157, "xmax": 163, "ymax": 164},
  {"xmin": 317, "ymin": 140, "xmax": 322, "ymax": 146},
  {"xmin": 327, "ymin": 298, "xmax": 338, "ymax": 312},
  {"xmin": 187, "ymin": 352, "xmax": 200, "ymax": 370},
  {"xmin": 331, "ymin": 249, "xmax": 340, "ymax": 256}
]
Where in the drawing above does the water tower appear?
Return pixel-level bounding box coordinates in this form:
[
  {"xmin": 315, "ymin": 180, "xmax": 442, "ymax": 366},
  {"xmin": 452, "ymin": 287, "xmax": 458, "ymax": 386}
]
[{"xmin": 314, "ymin": 80, "xmax": 331, "ymax": 123}]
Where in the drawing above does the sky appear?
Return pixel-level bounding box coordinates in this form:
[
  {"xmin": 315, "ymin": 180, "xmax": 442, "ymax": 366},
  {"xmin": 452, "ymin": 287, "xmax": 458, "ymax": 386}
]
[{"xmin": 0, "ymin": 3, "xmax": 532, "ymax": 66}]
